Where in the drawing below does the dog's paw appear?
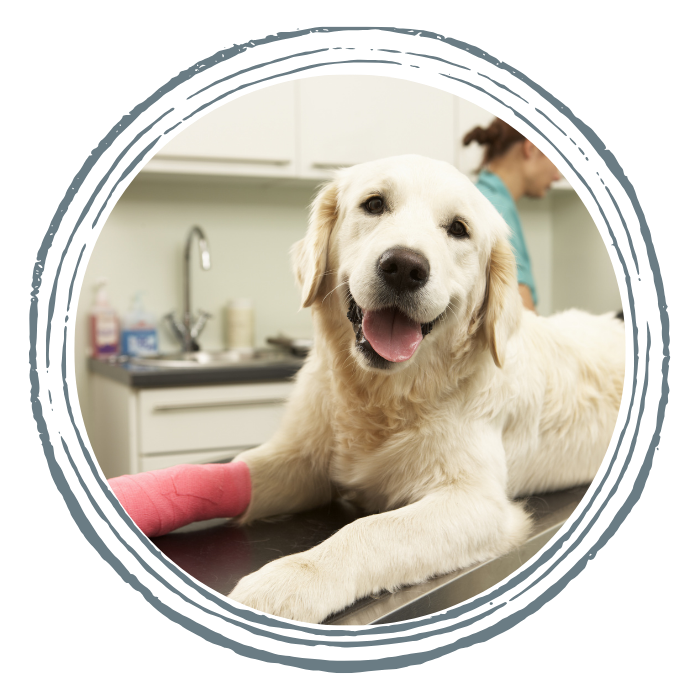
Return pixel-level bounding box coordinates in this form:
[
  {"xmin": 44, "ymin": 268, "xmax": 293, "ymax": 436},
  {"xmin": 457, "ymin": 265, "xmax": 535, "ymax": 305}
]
[{"xmin": 227, "ymin": 553, "xmax": 351, "ymax": 624}]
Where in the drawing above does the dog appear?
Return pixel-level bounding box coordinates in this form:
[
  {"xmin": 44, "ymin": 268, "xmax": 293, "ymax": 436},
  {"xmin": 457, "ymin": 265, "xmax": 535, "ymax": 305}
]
[{"xmin": 228, "ymin": 154, "xmax": 625, "ymax": 624}]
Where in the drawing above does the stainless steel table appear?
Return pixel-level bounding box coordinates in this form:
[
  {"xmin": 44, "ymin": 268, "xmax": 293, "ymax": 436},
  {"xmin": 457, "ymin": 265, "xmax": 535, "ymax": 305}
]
[{"xmin": 153, "ymin": 485, "xmax": 588, "ymax": 625}]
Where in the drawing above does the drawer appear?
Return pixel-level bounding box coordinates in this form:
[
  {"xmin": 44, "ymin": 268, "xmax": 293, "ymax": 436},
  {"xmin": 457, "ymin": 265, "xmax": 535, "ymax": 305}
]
[{"xmin": 138, "ymin": 382, "xmax": 293, "ymax": 455}]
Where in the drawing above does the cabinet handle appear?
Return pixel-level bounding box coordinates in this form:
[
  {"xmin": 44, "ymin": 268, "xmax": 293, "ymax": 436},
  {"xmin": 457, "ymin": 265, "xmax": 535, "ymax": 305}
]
[
  {"xmin": 311, "ymin": 162, "xmax": 355, "ymax": 170},
  {"xmin": 152, "ymin": 398, "xmax": 286, "ymax": 412},
  {"xmin": 154, "ymin": 155, "xmax": 292, "ymax": 166}
]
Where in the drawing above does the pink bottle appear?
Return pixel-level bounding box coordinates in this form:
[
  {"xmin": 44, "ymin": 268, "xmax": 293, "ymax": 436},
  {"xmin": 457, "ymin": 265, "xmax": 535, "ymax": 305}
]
[{"xmin": 90, "ymin": 279, "xmax": 120, "ymax": 359}]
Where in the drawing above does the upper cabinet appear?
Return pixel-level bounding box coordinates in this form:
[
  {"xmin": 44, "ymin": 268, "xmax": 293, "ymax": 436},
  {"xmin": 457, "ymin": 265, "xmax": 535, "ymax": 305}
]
[
  {"xmin": 146, "ymin": 82, "xmax": 297, "ymax": 178},
  {"xmin": 297, "ymin": 76, "xmax": 457, "ymax": 179},
  {"xmin": 143, "ymin": 76, "xmax": 561, "ymax": 186}
]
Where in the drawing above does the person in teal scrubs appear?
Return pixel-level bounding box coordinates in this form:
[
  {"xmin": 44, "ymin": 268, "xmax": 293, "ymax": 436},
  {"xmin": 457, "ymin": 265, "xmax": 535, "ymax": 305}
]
[{"xmin": 463, "ymin": 118, "xmax": 561, "ymax": 312}]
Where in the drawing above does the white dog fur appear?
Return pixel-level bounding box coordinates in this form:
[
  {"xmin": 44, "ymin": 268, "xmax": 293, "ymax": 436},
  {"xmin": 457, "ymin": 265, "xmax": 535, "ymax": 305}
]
[{"xmin": 228, "ymin": 155, "xmax": 625, "ymax": 624}]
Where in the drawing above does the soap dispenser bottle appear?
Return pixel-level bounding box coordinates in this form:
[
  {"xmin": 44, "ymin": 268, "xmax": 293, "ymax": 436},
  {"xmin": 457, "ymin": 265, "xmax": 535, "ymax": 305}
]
[
  {"xmin": 121, "ymin": 292, "xmax": 158, "ymax": 357},
  {"xmin": 90, "ymin": 278, "xmax": 120, "ymax": 359}
]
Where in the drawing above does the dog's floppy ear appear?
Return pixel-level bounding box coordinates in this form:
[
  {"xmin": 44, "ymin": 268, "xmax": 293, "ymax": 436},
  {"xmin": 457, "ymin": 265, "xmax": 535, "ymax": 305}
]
[
  {"xmin": 291, "ymin": 181, "xmax": 339, "ymax": 308},
  {"xmin": 483, "ymin": 236, "xmax": 521, "ymax": 368}
]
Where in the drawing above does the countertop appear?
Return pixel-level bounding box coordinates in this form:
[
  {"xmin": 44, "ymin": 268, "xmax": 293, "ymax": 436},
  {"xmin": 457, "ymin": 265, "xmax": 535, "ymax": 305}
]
[
  {"xmin": 89, "ymin": 354, "xmax": 304, "ymax": 388},
  {"xmin": 153, "ymin": 485, "xmax": 589, "ymax": 625}
]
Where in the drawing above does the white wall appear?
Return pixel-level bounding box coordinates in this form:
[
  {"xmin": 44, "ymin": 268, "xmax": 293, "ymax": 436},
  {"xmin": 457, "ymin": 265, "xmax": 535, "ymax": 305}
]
[
  {"xmin": 514, "ymin": 189, "xmax": 623, "ymax": 319},
  {"xmin": 517, "ymin": 195, "xmax": 553, "ymax": 317},
  {"xmin": 551, "ymin": 190, "xmax": 622, "ymax": 314}
]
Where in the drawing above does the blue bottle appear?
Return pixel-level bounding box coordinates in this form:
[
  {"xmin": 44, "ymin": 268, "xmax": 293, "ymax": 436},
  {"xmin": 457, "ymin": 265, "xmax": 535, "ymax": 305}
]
[{"xmin": 121, "ymin": 292, "xmax": 158, "ymax": 357}]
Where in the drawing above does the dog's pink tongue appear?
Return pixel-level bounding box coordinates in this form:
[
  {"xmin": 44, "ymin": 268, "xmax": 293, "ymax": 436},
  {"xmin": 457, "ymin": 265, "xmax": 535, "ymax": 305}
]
[{"xmin": 362, "ymin": 308, "xmax": 423, "ymax": 362}]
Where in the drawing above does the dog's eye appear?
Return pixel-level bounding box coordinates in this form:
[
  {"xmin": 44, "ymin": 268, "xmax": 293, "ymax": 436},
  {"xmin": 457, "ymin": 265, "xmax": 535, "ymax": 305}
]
[
  {"xmin": 364, "ymin": 196, "xmax": 385, "ymax": 215},
  {"xmin": 448, "ymin": 220, "xmax": 470, "ymax": 238}
]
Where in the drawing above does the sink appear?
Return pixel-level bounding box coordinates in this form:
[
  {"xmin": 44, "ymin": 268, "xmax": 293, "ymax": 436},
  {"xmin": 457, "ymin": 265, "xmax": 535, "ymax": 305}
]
[{"xmin": 129, "ymin": 349, "xmax": 275, "ymax": 369}]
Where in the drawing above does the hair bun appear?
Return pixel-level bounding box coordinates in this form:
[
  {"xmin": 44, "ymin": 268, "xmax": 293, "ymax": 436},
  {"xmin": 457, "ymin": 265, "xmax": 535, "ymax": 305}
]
[
  {"xmin": 477, "ymin": 126, "xmax": 496, "ymax": 143},
  {"xmin": 463, "ymin": 125, "xmax": 487, "ymax": 146},
  {"xmin": 484, "ymin": 121, "xmax": 502, "ymax": 141},
  {"xmin": 462, "ymin": 117, "xmax": 525, "ymax": 170}
]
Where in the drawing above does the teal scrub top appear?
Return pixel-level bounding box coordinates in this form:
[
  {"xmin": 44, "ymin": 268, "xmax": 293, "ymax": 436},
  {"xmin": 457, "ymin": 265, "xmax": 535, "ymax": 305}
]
[{"xmin": 475, "ymin": 170, "xmax": 538, "ymax": 306}]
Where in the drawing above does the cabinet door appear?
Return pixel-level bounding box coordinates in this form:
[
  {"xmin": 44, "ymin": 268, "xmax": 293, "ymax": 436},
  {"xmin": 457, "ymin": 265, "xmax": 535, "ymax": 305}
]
[
  {"xmin": 145, "ymin": 82, "xmax": 297, "ymax": 178},
  {"xmin": 456, "ymin": 98, "xmax": 497, "ymax": 181},
  {"xmin": 298, "ymin": 76, "xmax": 457, "ymax": 179}
]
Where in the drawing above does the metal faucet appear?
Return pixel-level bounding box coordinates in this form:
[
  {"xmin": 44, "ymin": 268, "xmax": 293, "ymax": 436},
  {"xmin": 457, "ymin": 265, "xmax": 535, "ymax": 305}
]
[{"xmin": 165, "ymin": 226, "xmax": 213, "ymax": 352}]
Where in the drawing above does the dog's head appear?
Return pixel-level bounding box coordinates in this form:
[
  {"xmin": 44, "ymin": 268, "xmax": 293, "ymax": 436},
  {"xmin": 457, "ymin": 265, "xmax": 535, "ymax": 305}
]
[{"xmin": 292, "ymin": 155, "xmax": 521, "ymax": 373}]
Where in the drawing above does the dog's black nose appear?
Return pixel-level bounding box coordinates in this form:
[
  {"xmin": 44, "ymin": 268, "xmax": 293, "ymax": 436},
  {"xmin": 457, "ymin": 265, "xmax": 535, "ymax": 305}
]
[{"xmin": 377, "ymin": 248, "xmax": 430, "ymax": 292}]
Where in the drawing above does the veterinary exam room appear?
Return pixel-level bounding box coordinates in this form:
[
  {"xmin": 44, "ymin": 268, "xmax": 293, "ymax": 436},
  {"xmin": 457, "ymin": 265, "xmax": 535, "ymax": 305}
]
[{"xmin": 76, "ymin": 75, "xmax": 624, "ymax": 625}]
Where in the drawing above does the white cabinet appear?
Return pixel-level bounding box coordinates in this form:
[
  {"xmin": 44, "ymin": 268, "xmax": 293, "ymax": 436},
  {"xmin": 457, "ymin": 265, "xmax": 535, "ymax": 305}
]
[
  {"xmin": 146, "ymin": 82, "xmax": 297, "ymax": 178},
  {"xmin": 142, "ymin": 77, "xmax": 495, "ymax": 181},
  {"xmin": 297, "ymin": 76, "xmax": 457, "ymax": 178},
  {"xmin": 90, "ymin": 375, "xmax": 293, "ymax": 478},
  {"xmin": 141, "ymin": 75, "xmax": 572, "ymax": 188}
]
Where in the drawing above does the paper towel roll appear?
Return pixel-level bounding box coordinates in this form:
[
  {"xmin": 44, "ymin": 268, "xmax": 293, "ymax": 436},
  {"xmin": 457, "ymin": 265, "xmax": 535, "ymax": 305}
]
[{"xmin": 226, "ymin": 299, "xmax": 254, "ymax": 351}]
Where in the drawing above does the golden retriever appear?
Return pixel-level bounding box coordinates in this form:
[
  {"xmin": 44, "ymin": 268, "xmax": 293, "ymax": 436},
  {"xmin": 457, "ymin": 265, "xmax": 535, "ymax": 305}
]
[{"xmin": 228, "ymin": 154, "xmax": 625, "ymax": 623}]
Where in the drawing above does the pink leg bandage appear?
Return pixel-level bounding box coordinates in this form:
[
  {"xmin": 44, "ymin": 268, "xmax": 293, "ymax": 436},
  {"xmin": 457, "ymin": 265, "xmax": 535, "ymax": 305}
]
[{"xmin": 108, "ymin": 461, "xmax": 251, "ymax": 538}]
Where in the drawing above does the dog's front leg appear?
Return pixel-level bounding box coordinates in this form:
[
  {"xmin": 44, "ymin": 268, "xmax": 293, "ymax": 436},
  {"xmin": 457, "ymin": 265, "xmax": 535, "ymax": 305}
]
[
  {"xmin": 234, "ymin": 362, "xmax": 335, "ymax": 523},
  {"xmin": 228, "ymin": 479, "xmax": 531, "ymax": 624}
]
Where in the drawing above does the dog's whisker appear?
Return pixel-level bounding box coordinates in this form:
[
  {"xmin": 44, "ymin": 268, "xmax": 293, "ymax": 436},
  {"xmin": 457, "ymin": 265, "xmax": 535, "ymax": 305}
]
[
  {"xmin": 307, "ymin": 267, "xmax": 340, "ymax": 286},
  {"xmin": 322, "ymin": 281, "xmax": 347, "ymax": 305},
  {"xmin": 445, "ymin": 301, "xmax": 459, "ymax": 322},
  {"xmin": 320, "ymin": 267, "xmax": 340, "ymax": 281}
]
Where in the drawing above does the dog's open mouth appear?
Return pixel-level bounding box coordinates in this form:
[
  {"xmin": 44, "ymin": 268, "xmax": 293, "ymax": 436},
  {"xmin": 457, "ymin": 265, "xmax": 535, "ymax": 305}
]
[{"xmin": 347, "ymin": 295, "xmax": 437, "ymax": 364}]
